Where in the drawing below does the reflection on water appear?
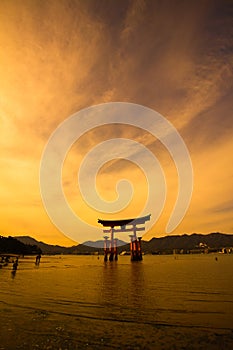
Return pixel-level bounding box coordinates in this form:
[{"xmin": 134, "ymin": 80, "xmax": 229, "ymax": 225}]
[{"xmin": 0, "ymin": 255, "xmax": 233, "ymax": 349}]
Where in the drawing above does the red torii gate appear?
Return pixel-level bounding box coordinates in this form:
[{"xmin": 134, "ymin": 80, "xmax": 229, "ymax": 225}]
[{"xmin": 98, "ymin": 214, "xmax": 151, "ymax": 261}]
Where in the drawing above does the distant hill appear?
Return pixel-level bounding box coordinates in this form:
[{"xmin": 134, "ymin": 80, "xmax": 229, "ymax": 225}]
[
  {"xmin": 15, "ymin": 236, "xmax": 74, "ymax": 255},
  {"xmin": 15, "ymin": 236, "xmax": 128, "ymax": 254},
  {"xmin": 82, "ymin": 239, "xmax": 127, "ymax": 248},
  {"xmin": 14, "ymin": 232, "xmax": 233, "ymax": 255},
  {"xmin": 142, "ymin": 232, "xmax": 233, "ymax": 254},
  {"xmin": 15, "ymin": 236, "xmax": 106, "ymax": 255},
  {"xmin": 0, "ymin": 236, "xmax": 42, "ymax": 255}
]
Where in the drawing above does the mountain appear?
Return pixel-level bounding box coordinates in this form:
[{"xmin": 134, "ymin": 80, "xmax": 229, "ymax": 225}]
[
  {"xmin": 14, "ymin": 236, "xmax": 74, "ymax": 255},
  {"xmin": 82, "ymin": 239, "xmax": 127, "ymax": 248},
  {"xmin": 141, "ymin": 232, "xmax": 233, "ymax": 254},
  {"xmin": 14, "ymin": 232, "xmax": 233, "ymax": 255},
  {"xmin": 15, "ymin": 236, "xmax": 128, "ymax": 254},
  {"xmin": 15, "ymin": 236, "xmax": 106, "ymax": 255},
  {"xmin": 0, "ymin": 236, "xmax": 42, "ymax": 255}
]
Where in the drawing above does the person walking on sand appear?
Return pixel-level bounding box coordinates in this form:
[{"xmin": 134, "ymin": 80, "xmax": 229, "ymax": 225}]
[
  {"xmin": 35, "ymin": 254, "xmax": 41, "ymax": 265},
  {"xmin": 12, "ymin": 257, "xmax": 18, "ymax": 271}
]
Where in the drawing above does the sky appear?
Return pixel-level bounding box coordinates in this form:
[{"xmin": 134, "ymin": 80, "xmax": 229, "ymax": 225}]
[{"xmin": 0, "ymin": 0, "xmax": 233, "ymax": 246}]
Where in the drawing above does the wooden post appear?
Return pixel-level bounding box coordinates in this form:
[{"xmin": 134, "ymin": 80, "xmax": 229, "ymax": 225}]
[
  {"xmin": 133, "ymin": 225, "xmax": 138, "ymax": 261},
  {"xmin": 138, "ymin": 236, "xmax": 142, "ymax": 261},
  {"xmin": 109, "ymin": 227, "xmax": 114, "ymax": 261},
  {"xmin": 114, "ymin": 238, "xmax": 118, "ymax": 261},
  {"xmin": 103, "ymin": 236, "xmax": 109, "ymax": 262},
  {"xmin": 129, "ymin": 234, "xmax": 135, "ymax": 261}
]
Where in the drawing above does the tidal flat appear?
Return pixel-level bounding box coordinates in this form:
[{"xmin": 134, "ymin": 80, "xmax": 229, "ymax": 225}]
[{"xmin": 1, "ymin": 254, "xmax": 233, "ymax": 349}]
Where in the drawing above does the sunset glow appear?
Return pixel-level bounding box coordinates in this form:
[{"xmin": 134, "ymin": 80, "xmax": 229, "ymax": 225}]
[{"xmin": 0, "ymin": 1, "xmax": 232, "ymax": 246}]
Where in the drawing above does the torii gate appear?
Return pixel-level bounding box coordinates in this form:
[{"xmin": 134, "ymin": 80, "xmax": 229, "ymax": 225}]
[{"xmin": 98, "ymin": 214, "xmax": 151, "ymax": 261}]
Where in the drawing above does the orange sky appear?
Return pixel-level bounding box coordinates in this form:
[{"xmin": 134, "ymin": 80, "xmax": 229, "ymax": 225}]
[{"xmin": 0, "ymin": 0, "xmax": 233, "ymax": 246}]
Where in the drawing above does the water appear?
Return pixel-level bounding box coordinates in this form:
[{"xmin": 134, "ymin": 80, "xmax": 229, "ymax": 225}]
[{"xmin": 0, "ymin": 255, "xmax": 233, "ymax": 349}]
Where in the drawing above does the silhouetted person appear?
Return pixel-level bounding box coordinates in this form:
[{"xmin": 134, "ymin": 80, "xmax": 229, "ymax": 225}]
[
  {"xmin": 3, "ymin": 257, "xmax": 8, "ymax": 267},
  {"xmin": 12, "ymin": 258, "xmax": 18, "ymax": 271},
  {"xmin": 35, "ymin": 254, "xmax": 41, "ymax": 265}
]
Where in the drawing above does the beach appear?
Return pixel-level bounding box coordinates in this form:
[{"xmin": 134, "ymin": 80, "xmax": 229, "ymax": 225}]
[{"xmin": 1, "ymin": 255, "xmax": 233, "ymax": 349}]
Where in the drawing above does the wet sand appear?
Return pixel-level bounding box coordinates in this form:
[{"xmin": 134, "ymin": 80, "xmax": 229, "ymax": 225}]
[{"xmin": 0, "ymin": 255, "xmax": 233, "ymax": 349}]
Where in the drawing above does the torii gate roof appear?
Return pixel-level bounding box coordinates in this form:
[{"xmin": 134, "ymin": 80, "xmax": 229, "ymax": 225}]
[{"xmin": 98, "ymin": 214, "xmax": 151, "ymax": 228}]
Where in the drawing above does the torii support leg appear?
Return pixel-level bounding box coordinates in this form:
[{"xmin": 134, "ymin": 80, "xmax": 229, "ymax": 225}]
[
  {"xmin": 114, "ymin": 238, "xmax": 118, "ymax": 261},
  {"xmin": 130, "ymin": 228, "xmax": 143, "ymax": 261},
  {"xmin": 138, "ymin": 237, "xmax": 142, "ymax": 261},
  {"xmin": 103, "ymin": 236, "xmax": 109, "ymax": 262},
  {"xmin": 109, "ymin": 228, "xmax": 114, "ymax": 261},
  {"xmin": 129, "ymin": 235, "xmax": 134, "ymax": 261}
]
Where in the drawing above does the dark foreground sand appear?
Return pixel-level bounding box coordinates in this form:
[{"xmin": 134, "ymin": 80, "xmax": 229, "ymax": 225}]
[{"xmin": 1, "ymin": 305, "xmax": 233, "ymax": 349}]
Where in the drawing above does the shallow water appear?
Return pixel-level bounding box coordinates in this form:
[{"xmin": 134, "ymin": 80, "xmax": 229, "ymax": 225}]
[{"xmin": 0, "ymin": 254, "xmax": 233, "ymax": 349}]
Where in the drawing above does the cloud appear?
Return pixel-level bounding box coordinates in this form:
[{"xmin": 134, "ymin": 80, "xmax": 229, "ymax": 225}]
[
  {"xmin": 210, "ymin": 199, "xmax": 233, "ymax": 214},
  {"xmin": 0, "ymin": 0, "xmax": 233, "ymax": 244}
]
